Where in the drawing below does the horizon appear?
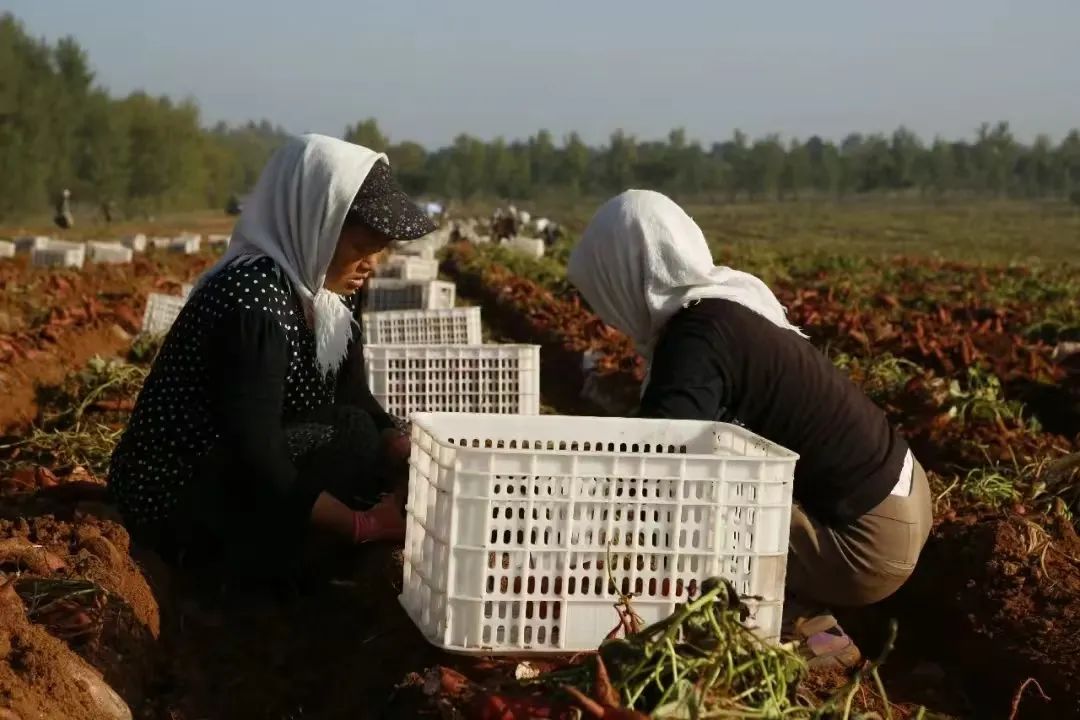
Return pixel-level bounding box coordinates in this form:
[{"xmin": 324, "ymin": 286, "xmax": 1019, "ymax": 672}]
[{"xmin": 5, "ymin": 0, "xmax": 1080, "ymax": 148}]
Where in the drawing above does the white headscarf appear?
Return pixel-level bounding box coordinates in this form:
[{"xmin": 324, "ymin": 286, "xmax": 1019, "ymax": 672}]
[
  {"xmin": 196, "ymin": 133, "xmax": 387, "ymax": 377},
  {"xmin": 568, "ymin": 190, "xmax": 807, "ymax": 373}
]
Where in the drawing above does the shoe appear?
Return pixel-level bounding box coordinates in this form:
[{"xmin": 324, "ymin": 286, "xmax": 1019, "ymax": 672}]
[{"xmin": 786, "ymin": 613, "xmax": 862, "ymax": 671}]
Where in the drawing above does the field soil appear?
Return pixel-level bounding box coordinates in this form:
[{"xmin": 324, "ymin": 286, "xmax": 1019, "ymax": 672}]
[
  {"xmin": 883, "ymin": 512, "xmax": 1080, "ymax": 719},
  {"xmin": 1, "ymin": 221, "xmax": 1078, "ymax": 718}
]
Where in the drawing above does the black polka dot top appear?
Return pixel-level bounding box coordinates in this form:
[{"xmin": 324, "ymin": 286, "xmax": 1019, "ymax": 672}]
[{"xmin": 108, "ymin": 256, "xmax": 389, "ymax": 527}]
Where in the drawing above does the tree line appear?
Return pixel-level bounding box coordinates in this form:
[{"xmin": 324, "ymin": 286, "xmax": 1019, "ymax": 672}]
[
  {"xmin": 360, "ymin": 121, "xmax": 1080, "ymax": 205},
  {"xmin": 3, "ymin": 12, "xmax": 1080, "ymax": 223},
  {"xmin": 0, "ymin": 14, "xmax": 288, "ymax": 221}
]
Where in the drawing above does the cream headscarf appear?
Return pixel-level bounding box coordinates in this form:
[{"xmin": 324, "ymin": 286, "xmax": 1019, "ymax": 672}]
[
  {"xmin": 568, "ymin": 190, "xmax": 808, "ymax": 376},
  {"xmin": 196, "ymin": 133, "xmax": 387, "ymax": 377}
]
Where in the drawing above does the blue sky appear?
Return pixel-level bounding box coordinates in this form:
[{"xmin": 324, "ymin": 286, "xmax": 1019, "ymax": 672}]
[{"xmin": 8, "ymin": 0, "xmax": 1079, "ymax": 147}]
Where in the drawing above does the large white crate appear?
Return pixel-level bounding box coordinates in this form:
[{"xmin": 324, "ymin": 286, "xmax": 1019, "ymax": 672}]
[
  {"xmin": 15, "ymin": 236, "xmax": 52, "ymax": 254},
  {"xmin": 121, "ymin": 234, "xmax": 147, "ymax": 252},
  {"xmin": 32, "ymin": 242, "xmax": 85, "ymax": 269},
  {"xmin": 0, "ymin": 240, "xmax": 14, "ymax": 259},
  {"xmin": 504, "ymin": 236, "xmax": 545, "ymax": 260},
  {"xmin": 362, "ymin": 307, "xmax": 482, "ymax": 345},
  {"xmin": 149, "ymin": 237, "xmax": 172, "ymax": 250},
  {"xmin": 141, "ymin": 293, "xmax": 187, "ymax": 335},
  {"xmin": 363, "ymin": 279, "xmax": 456, "ymax": 311},
  {"xmin": 207, "ymin": 233, "xmax": 230, "ymax": 248},
  {"xmin": 87, "ymin": 241, "xmax": 134, "ymax": 264},
  {"xmin": 376, "ymin": 255, "xmax": 440, "ymax": 281},
  {"xmin": 400, "ymin": 413, "xmax": 797, "ymax": 655},
  {"xmin": 364, "ymin": 344, "xmax": 540, "ymax": 416}
]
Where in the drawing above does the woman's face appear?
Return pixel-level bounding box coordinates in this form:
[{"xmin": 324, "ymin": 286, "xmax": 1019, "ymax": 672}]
[{"xmin": 324, "ymin": 223, "xmax": 390, "ymax": 294}]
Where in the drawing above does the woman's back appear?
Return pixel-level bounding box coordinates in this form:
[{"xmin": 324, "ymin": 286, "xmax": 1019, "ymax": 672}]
[{"xmin": 640, "ymin": 298, "xmax": 908, "ymax": 525}]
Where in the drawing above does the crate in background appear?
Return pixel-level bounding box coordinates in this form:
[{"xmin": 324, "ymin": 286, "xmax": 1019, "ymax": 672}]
[
  {"xmin": 362, "ymin": 307, "xmax": 482, "ymax": 345},
  {"xmin": 141, "ymin": 293, "xmax": 187, "ymax": 336},
  {"xmin": 376, "ymin": 255, "xmax": 440, "ymax": 281},
  {"xmin": 364, "ymin": 344, "xmax": 540, "ymax": 416},
  {"xmin": 87, "ymin": 241, "xmax": 134, "ymax": 264},
  {"xmin": 32, "ymin": 241, "xmax": 85, "ymax": 269}
]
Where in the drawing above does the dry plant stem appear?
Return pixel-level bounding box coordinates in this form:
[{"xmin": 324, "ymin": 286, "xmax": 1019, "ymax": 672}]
[{"xmin": 1008, "ymin": 678, "xmax": 1050, "ymax": 720}]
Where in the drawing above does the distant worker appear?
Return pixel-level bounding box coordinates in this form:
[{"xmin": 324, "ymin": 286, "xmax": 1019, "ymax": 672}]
[
  {"xmin": 54, "ymin": 189, "xmax": 74, "ymax": 230},
  {"xmin": 568, "ymin": 190, "xmax": 932, "ymax": 671},
  {"xmin": 491, "ymin": 207, "xmax": 518, "ymax": 241},
  {"xmin": 225, "ymin": 194, "xmax": 243, "ymax": 215},
  {"xmin": 540, "ymin": 221, "xmax": 563, "ymax": 247}
]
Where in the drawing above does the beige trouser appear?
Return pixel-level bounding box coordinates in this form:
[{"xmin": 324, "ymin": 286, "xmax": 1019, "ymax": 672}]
[{"xmin": 786, "ymin": 459, "xmax": 933, "ymax": 609}]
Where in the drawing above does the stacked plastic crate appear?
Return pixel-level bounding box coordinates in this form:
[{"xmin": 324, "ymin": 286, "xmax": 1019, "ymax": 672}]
[{"xmin": 362, "ymin": 245, "xmax": 540, "ymax": 419}]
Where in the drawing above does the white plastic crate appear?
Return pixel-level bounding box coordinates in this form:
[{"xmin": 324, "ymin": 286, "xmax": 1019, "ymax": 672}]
[
  {"xmin": 393, "ymin": 231, "xmax": 448, "ymax": 259},
  {"xmin": 0, "ymin": 240, "xmax": 14, "ymax": 259},
  {"xmin": 121, "ymin": 234, "xmax": 147, "ymax": 252},
  {"xmin": 169, "ymin": 235, "xmax": 201, "ymax": 254},
  {"xmin": 363, "ymin": 279, "xmax": 456, "ymax": 311},
  {"xmin": 141, "ymin": 293, "xmax": 187, "ymax": 335},
  {"xmin": 180, "ymin": 283, "xmax": 194, "ymax": 299},
  {"xmin": 400, "ymin": 413, "xmax": 797, "ymax": 655},
  {"xmin": 87, "ymin": 241, "xmax": 134, "ymax": 264},
  {"xmin": 32, "ymin": 242, "xmax": 85, "ymax": 269},
  {"xmin": 505, "ymin": 236, "xmax": 545, "ymax": 260},
  {"xmin": 393, "ymin": 242, "xmax": 437, "ymax": 260},
  {"xmin": 376, "ymin": 255, "xmax": 439, "ymax": 281},
  {"xmin": 15, "ymin": 236, "xmax": 52, "ymax": 254},
  {"xmin": 362, "ymin": 307, "xmax": 482, "ymax": 345},
  {"xmin": 364, "ymin": 344, "xmax": 540, "ymax": 416},
  {"xmin": 206, "ymin": 233, "xmax": 230, "ymax": 248},
  {"xmin": 149, "ymin": 237, "xmax": 172, "ymax": 250}
]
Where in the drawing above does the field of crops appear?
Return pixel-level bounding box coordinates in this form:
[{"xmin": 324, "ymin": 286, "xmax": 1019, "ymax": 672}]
[{"xmin": 0, "ymin": 203, "xmax": 1078, "ymax": 719}]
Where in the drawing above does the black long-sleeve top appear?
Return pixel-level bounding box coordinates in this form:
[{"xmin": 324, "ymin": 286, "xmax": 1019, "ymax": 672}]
[
  {"xmin": 638, "ymin": 299, "xmax": 908, "ymax": 526},
  {"xmin": 108, "ymin": 256, "xmax": 392, "ymax": 527}
]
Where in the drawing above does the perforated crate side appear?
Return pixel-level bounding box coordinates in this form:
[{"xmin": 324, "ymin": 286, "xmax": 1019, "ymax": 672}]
[
  {"xmin": 399, "ymin": 413, "xmax": 797, "ymax": 654},
  {"xmin": 363, "ymin": 280, "xmax": 456, "ymax": 312},
  {"xmin": 364, "ymin": 345, "xmax": 540, "ymax": 416},
  {"xmin": 141, "ymin": 293, "xmax": 187, "ymax": 336},
  {"xmin": 362, "ymin": 307, "xmax": 482, "ymax": 345}
]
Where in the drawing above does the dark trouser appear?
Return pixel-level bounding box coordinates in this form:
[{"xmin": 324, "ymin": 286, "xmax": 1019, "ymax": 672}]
[{"xmin": 140, "ymin": 405, "xmax": 382, "ymax": 581}]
